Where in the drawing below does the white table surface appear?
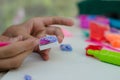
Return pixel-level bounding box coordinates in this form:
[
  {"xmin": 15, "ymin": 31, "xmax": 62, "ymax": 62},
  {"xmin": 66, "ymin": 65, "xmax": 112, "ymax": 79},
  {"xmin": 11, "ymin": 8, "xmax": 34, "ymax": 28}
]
[{"xmin": 1, "ymin": 22, "xmax": 120, "ymax": 80}]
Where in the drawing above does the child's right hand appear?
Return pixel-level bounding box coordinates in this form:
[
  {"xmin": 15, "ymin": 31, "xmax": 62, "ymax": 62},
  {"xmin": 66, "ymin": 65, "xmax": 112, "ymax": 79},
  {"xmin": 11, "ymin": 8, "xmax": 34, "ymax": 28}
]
[{"xmin": 0, "ymin": 36, "xmax": 39, "ymax": 71}]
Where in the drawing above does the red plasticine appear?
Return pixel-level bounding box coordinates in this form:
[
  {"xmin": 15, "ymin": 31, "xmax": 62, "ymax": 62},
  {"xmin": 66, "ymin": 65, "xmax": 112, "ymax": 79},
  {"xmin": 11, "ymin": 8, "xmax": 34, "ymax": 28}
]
[
  {"xmin": 86, "ymin": 45, "xmax": 102, "ymax": 56},
  {"xmin": 90, "ymin": 21, "xmax": 110, "ymax": 42}
]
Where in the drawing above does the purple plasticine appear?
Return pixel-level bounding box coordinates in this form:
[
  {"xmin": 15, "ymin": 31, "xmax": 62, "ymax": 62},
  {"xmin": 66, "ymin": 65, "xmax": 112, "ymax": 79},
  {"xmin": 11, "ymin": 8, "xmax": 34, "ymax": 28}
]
[
  {"xmin": 60, "ymin": 44, "xmax": 72, "ymax": 51},
  {"xmin": 40, "ymin": 36, "xmax": 57, "ymax": 45},
  {"xmin": 40, "ymin": 40, "xmax": 50, "ymax": 45},
  {"xmin": 45, "ymin": 36, "xmax": 57, "ymax": 43},
  {"xmin": 24, "ymin": 75, "xmax": 32, "ymax": 80}
]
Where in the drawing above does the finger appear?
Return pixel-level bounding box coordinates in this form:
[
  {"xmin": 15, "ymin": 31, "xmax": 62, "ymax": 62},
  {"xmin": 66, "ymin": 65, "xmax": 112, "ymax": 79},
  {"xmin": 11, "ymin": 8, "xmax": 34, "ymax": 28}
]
[
  {"xmin": 9, "ymin": 35, "xmax": 23, "ymax": 42},
  {"xmin": 25, "ymin": 17, "xmax": 73, "ymax": 31},
  {"xmin": 39, "ymin": 49, "xmax": 51, "ymax": 61},
  {"xmin": 18, "ymin": 30, "xmax": 46, "ymax": 40},
  {"xmin": 25, "ymin": 17, "xmax": 73, "ymax": 37},
  {"xmin": 34, "ymin": 46, "xmax": 50, "ymax": 61},
  {"xmin": 22, "ymin": 34, "xmax": 37, "ymax": 40},
  {"xmin": 0, "ymin": 35, "xmax": 23, "ymax": 44},
  {"xmin": 46, "ymin": 27, "xmax": 64, "ymax": 43},
  {"xmin": 55, "ymin": 28, "xmax": 64, "ymax": 43},
  {"xmin": 0, "ymin": 38, "xmax": 39, "ymax": 59},
  {"xmin": 35, "ymin": 30, "xmax": 46, "ymax": 38},
  {"xmin": 0, "ymin": 49, "xmax": 33, "ymax": 70},
  {"xmin": 0, "ymin": 36, "xmax": 10, "ymax": 42},
  {"xmin": 24, "ymin": 18, "xmax": 46, "ymax": 37},
  {"xmin": 41, "ymin": 17, "xmax": 74, "ymax": 26},
  {"xmin": 25, "ymin": 17, "xmax": 73, "ymax": 38}
]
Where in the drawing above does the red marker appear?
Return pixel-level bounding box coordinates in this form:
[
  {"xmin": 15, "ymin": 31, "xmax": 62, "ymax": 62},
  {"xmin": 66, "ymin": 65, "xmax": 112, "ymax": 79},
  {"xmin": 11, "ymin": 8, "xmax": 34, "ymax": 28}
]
[{"xmin": 86, "ymin": 45, "xmax": 102, "ymax": 57}]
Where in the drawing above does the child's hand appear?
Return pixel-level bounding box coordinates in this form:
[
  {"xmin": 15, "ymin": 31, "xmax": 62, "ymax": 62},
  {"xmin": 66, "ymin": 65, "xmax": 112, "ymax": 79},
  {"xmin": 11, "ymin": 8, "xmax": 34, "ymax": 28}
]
[
  {"xmin": 0, "ymin": 37, "xmax": 39, "ymax": 71},
  {"xmin": 2, "ymin": 17, "xmax": 74, "ymax": 61}
]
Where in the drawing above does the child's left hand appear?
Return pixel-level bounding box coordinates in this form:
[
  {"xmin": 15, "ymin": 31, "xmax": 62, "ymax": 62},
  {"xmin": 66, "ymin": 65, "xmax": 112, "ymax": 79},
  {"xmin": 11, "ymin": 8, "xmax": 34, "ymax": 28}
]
[{"xmin": 2, "ymin": 17, "xmax": 74, "ymax": 61}]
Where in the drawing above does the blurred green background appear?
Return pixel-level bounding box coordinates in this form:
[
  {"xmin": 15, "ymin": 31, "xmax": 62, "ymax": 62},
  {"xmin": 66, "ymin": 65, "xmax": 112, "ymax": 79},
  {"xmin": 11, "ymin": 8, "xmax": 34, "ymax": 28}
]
[{"xmin": 0, "ymin": 0, "xmax": 78, "ymax": 34}]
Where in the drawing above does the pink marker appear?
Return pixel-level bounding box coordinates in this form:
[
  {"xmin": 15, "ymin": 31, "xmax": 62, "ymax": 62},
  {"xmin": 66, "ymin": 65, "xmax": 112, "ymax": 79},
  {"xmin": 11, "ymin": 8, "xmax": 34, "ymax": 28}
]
[{"xmin": 0, "ymin": 42, "xmax": 10, "ymax": 47}]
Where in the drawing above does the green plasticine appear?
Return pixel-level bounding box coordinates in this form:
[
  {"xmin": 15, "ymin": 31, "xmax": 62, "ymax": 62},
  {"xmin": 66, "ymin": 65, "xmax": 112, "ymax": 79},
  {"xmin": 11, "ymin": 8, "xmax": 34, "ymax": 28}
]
[{"xmin": 87, "ymin": 49, "xmax": 120, "ymax": 66}]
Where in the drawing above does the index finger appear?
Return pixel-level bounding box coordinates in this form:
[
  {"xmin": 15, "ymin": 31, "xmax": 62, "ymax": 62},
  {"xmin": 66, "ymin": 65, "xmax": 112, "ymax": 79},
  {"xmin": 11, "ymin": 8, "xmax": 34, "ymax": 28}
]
[{"xmin": 35, "ymin": 17, "xmax": 74, "ymax": 27}]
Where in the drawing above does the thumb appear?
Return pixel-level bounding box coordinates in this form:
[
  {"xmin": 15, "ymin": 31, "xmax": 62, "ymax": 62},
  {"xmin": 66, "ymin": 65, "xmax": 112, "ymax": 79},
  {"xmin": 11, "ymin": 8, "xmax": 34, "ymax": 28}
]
[
  {"xmin": 15, "ymin": 38, "xmax": 39, "ymax": 52},
  {"xmin": 4, "ymin": 38, "xmax": 39, "ymax": 55},
  {"xmin": 0, "ymin": 38, "xmax": 39, "ymax": 58},
  {"xmin": 18, "ymin": 34, "xmax": 41, "ymax": 53}
]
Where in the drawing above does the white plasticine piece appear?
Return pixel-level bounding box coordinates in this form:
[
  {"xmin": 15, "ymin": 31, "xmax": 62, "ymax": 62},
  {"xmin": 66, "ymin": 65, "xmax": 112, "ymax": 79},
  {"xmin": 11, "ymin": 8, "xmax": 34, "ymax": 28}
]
[
  {"xmin": 39, "ymin": 41, "xmax": 59, "ymax": 50},
  {"xmin": 39, "ymin": 35, "xmax": 59, "ymax": 50}
]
